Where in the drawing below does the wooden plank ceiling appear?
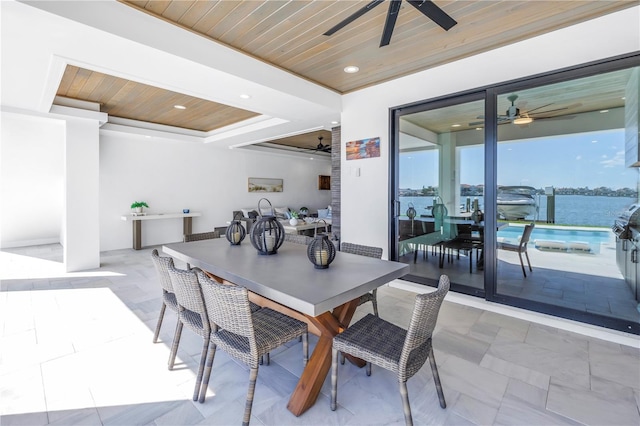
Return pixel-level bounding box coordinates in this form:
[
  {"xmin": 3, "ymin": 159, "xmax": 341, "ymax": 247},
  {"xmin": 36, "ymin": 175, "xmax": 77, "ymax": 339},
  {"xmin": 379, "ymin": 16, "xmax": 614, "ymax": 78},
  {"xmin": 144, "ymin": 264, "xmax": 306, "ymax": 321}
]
[{"xmin": 54, "ymin": 1, "xmax": 636, "ymax": 148}]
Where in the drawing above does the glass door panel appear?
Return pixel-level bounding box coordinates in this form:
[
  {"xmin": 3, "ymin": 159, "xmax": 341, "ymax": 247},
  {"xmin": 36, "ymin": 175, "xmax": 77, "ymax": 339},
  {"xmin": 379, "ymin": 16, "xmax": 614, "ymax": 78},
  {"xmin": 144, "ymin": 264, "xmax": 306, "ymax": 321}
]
[
  {"xmin": 495, "ymin": 67, "xmax": 640, "ymax": 327},
  {"xmin": 397, "ymin": 99, "xmax": 486, "ymax": 292}
]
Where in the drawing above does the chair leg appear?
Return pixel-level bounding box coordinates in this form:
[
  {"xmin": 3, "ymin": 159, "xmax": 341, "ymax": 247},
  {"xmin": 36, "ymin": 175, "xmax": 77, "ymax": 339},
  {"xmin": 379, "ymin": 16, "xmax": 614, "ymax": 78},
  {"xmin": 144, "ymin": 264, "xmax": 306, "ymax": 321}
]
[
  {"xmin": 330, "ymin": 347, "xmax": 338, "ymax": 411},
  {"xmin": 242, "ymin": 367, "xmax": 259, "ymax": 426},
  {"xmin": 153, "ymin": 302, "xmax": 166, "ymax": 343},
  {"xmin": 518, "ymin": 252, "xmax": 527, "ymax": 277},
  {"xmin": 371, "ymin": 289, "xmax": 379, "ymax": 317},
  {"xmin": 366, "ymin": 362, "xmax": 372, "ymax": 376},
  {"xmin": 199, "ymin": 343, "xmax": 217, "ymax": 403},
  {"xmin": 524, "ymin": 250, "xmax": 532, "ymax": 271},
  {"xmin": 428, "ymin": 347, "xmax": 446, "ymax": 409},
  {"xmin": 168, "ymin": 321, "xmax": 183, "ymax": 370},
  {"xmin": 399, "ymin": 381, "xmax": 413, "ymax": 426},
  {"xmin": 302, "ymin": 333, "xmax": 309, "ymax": 366},
  {"xmin": 340, "ymin": 352, "xmax": 345, "ymax": 365},
  {"xmin": 193, "ymin": 337, "xmax": 209, "ymax": 401}
]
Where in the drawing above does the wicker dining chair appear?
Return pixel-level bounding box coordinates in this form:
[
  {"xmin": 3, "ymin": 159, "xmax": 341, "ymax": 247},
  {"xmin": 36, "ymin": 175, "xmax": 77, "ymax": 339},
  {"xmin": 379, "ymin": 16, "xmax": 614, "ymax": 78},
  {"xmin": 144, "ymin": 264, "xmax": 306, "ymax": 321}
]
[
  {"xmin": 183, "ymin": 231, "xmax": 220, "ymax": 268},
  {"xmin": 167, "ymin": 264, "xmax": 211, "ymax": 401},
  {"xmin": 183, "ymin": 231, "xmax": 220, "ymax": 242},
  {"xmin": 197, "ymin": 272, "xmax": 308, "ymax": 425},
  {"xmin": 331, "ymin": 274, "xmax": 450, "ymax": 426},
  {"xmin": 340, "ymin": 242, "xmax": 383, "ymax": 316},
  {"xmin": 150, "ymin": 249, "xmax": 179, "ymax": 345}
]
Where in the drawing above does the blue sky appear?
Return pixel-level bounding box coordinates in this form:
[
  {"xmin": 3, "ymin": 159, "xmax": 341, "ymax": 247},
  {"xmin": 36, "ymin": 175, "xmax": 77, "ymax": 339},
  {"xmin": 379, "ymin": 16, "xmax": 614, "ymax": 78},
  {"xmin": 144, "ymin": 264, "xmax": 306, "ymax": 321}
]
[{"xmin": 400, "ymin": 129, "xmax": 639, "ymax": 190}]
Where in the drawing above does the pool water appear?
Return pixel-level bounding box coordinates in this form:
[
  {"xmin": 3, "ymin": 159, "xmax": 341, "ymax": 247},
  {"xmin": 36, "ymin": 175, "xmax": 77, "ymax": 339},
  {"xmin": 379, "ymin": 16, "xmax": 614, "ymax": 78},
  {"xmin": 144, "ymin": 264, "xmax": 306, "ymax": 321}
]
[{"xmin": 497, "ymin": 225, "xmax": 612, "ymax": 254}]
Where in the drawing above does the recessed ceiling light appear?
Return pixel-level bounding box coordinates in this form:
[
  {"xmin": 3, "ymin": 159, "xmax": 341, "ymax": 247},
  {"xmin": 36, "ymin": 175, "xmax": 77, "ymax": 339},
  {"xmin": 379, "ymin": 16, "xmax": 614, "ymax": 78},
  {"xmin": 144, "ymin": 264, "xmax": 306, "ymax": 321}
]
[
  {"xmin": 451, "ymin": 124, "xmax": 461, "ymax": 128},
  {"xmin": 599, "ymin": 109, "xmax": 609, "ymax": 113},
  {"xmin": 174, "ymin": 105, "xmax": 186, "ymax": 110},
  {"xmin": 344, "ymin": 65, "xmax": 359, "ymax": 73},
  {"xmin": 145, "ymin": 135, "xmax": 151, "ymax": 139},
  {"xmin": 475, "ymin": 127, "xmax": 482, "ymax": 131},
  {"xmin": 239, "ymin": 94, "xmax": 251, "ymax": 99},
  {"xmin": 331, "ymin": 121, "xmax": 339, "ymax": 125}
]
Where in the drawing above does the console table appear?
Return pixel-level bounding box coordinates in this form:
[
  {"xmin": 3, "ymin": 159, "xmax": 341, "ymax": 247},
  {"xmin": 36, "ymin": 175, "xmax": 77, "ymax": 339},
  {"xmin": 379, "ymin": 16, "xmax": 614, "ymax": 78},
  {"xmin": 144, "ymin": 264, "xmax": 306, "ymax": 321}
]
[{"xmin": 121, "ymin": 212, "xmax": 202, "ymax": 250}]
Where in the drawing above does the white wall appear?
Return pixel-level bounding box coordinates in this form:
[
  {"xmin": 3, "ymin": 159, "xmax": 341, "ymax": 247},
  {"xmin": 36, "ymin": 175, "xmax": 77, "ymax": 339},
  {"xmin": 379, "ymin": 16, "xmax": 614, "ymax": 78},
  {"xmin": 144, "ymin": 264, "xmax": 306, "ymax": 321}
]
[
  {"xmin": 340, "ymin": 7, "xmax": 640, "ymax": 258},
  {"xmin": 100, "ymin": 132, "xmax": 331, "ymax": 251},
  {"xmin": 0, "ymin": 113, "xmax": 64, "ymax": 247}
]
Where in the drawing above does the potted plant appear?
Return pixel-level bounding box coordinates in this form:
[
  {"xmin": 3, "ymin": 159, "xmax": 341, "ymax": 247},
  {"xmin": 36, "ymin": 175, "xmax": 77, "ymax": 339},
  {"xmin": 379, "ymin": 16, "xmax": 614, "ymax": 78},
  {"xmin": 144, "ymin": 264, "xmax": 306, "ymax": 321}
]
[
  {"xmin": 131, "ymin": 201, "xmax": 149, "ymax": 214},
  {"xmin": 299, "ymin": 206, "xmax": 309, "ymax": 218},
  {"xmin": 289, "ymin": 210, "xmax": 300, "ymax": 226}
]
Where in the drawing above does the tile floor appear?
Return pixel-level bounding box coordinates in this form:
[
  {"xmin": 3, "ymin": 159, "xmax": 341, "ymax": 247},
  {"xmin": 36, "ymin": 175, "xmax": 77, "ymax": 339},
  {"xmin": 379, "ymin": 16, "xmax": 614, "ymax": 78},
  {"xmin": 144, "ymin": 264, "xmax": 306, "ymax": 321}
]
[{"xmin": 1, "ymin": 244, "xmax": 639, "ymax": 425}]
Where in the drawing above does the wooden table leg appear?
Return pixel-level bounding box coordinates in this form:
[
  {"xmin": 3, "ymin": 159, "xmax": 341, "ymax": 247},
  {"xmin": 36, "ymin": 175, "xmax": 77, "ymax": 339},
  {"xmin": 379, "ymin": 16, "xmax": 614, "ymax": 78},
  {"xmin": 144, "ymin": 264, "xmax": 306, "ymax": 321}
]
[
  {"xmin": 286, "ymin": 299, "xmax": 359, "ymax": 417},
  {"xmin": 183, "ymin": 217, "xmax": 193, "ymax": 235}
]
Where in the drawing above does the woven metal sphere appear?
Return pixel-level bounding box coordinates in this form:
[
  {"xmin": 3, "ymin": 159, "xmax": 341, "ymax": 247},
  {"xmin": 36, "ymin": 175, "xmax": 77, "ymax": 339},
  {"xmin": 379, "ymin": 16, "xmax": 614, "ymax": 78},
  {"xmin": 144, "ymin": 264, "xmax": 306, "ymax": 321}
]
[
  {"xmin": 307, "ymin": 234, "xmax": 336, "ymax": 269},
  {"xmin": 406, "ymin": 202, "xmax": 417, "ymax": 220},
  {"xmin": 249, "ymin": 198, "xmax": 285, "ymax": 255},
  {"xmin": 225, "ymin": 220, "xmax": 246, "ymax": 245}
]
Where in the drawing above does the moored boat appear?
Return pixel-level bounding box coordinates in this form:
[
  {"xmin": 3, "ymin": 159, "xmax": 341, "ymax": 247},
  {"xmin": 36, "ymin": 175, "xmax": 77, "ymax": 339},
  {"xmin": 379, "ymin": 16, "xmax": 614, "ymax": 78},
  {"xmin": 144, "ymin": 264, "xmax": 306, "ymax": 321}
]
[{"xmin": 497, "ymin": 186, "xmax": 538, "ymax": 220}]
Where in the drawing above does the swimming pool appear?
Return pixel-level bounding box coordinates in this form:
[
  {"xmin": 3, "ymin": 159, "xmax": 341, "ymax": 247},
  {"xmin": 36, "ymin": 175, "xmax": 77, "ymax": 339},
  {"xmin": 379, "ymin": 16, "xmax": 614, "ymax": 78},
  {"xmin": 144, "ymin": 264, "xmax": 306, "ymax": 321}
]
[{"xmin": 497, "ymin": 225, "xmax": 613, "ymax": 254}]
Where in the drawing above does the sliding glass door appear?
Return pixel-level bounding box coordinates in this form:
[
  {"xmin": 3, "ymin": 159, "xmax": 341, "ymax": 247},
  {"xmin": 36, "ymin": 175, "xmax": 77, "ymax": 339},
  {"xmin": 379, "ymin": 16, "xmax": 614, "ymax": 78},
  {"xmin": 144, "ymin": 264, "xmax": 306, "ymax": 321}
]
[
  {"xmin": 393, "ymin": 94, "xmax": 486, "ymax": 295},
  {"xmin": 391, "ymin": 54, "xmax": 640, "ymax": 333}
]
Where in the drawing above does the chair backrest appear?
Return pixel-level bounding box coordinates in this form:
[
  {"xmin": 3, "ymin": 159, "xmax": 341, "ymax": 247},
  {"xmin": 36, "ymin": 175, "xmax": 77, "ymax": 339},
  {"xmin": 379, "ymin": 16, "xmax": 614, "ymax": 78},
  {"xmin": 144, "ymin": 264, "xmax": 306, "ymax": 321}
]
[
  {"xmin": 151, "ymin": 249, "xmax": 175, "ymax": 293},
  {"xmin": 341, "ymin": 242, "xmax": 383, "ymax": 259},
  {"xmin": 197, "ymin": 271, "xmax": 257, "ymax": 353},
  {"xmin": 284, "ymin": 233, "xmax": 313, "ymax": 245},
  {"xmin": 184, "ymin": 231, "xmax": 220, "ymax": 242},
  {"xmin": 168, "ymin": 264, "xmax": 209, "ymax": 327},
  {"xmin": 519, "ymin": 223, "xmax": 535, "ymax": 248},
  {"xmin": 399, "ymin": 274, "xmax": 450, "ymax": 381}
]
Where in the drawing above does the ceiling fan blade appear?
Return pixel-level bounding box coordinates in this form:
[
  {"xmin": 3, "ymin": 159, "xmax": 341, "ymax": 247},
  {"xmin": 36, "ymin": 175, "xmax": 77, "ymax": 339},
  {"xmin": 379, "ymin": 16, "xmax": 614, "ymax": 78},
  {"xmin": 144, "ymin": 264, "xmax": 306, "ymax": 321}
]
[
  {"xmin": 528, "ymin": 103, "xmax": 582, "ymax": 116},
  {"xmin": 323, "ymin": 0, "xmax": 385, "ymax": 36},
  {"xmin": 380, "ymin": 0, "xmax": 402, "ymax": 47},
  {"xmin": 406, "ymin": 0, "xmax": 457, "ymax": 31}
]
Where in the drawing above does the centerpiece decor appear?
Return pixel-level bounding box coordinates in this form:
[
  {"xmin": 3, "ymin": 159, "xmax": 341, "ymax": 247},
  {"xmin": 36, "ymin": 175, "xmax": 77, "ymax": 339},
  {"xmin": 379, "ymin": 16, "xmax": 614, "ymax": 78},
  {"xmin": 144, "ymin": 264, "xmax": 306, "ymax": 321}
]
[
  {"xmin": 307, "ymin": 234, "xmax": 336, "ymax": 269},
  {"xmin": 226, "ymin": 212, "xmax": 246, "ymax": 245},
  {"xmin": 249, "ymin": 198, "xmax": 285, "ymax": 255},
  {"xmin": 406, "ymin": 202, "xmax": 417, "ymax": 235},
  {"xmin": 289, "ymin": 210, "xmax": 300, "ymax": 226}
]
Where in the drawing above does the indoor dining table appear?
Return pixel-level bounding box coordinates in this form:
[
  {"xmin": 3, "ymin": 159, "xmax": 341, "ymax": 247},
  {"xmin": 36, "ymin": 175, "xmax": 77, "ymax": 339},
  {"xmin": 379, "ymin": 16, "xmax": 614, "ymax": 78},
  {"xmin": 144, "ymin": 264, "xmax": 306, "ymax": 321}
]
[{"xmin": 163, "ymin": 238, "xmax": 409, "ymax": 417}]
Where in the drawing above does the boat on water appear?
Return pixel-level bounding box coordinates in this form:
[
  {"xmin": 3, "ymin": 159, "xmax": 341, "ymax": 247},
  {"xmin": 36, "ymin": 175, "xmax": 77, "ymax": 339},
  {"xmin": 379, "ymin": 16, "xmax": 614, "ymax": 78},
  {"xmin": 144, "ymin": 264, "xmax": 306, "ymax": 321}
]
[{"xmin": 497, "ymin": 186, "xmax": 538, "ymax": 220}]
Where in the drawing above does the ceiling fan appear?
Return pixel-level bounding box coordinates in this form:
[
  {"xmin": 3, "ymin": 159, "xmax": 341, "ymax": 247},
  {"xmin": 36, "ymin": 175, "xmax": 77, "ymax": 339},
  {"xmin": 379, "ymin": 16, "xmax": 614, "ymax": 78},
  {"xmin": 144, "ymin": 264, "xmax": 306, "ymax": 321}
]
[
  {"xmin": 301, "ymin": 136, "xmax": 331, "ymax": 153},
  {"xmin": 469, "ymin": 94, "xmax": 580, "ymax": 127},
  {"xmin": 324, "ymin": 0, "xmax": 457, "ymax": 47}
]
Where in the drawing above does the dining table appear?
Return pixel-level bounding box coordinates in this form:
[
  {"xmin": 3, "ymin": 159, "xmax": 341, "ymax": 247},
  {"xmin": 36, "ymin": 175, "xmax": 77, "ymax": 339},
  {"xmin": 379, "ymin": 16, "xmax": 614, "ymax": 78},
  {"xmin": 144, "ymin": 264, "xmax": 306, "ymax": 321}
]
[{"xmin": 163, "ymin": 238, "xmax": 409, "ymax": 417}]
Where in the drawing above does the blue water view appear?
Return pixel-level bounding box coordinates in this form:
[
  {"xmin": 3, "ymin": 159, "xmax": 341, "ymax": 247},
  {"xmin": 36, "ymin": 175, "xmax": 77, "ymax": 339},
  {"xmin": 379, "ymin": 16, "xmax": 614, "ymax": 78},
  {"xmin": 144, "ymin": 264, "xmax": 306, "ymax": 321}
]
[{"xmin": 400, "ymin": 194, "xmax": 636, "ymax": 228}]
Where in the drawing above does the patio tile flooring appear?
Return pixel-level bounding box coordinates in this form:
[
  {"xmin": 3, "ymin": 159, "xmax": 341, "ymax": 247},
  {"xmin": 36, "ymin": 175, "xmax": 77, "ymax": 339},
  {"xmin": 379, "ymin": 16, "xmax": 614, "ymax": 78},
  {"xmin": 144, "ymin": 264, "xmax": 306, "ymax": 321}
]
[{"xmin": 1, "ymin": 244, "xmax": 639, "ymax": 425}]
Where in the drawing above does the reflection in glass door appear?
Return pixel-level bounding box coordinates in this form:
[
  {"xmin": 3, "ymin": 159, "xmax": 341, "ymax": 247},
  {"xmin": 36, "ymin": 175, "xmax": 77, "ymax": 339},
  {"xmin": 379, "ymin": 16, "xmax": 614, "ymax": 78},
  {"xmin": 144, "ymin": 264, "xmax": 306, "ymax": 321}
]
[
  {"xmin": 395, "ymin": 97, "xmax": 486, "ymax": 293},
  {"xmin": 495, "ymin": 67, "xmax": 640, "ymax": 329}
]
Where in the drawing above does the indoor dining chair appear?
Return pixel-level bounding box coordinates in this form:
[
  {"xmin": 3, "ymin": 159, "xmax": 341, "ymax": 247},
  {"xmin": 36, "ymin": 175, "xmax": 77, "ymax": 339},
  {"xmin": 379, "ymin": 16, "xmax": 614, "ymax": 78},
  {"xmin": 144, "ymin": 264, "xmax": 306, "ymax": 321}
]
[
  {"xmin": 331, "ymin": 274, "xmax": 450, "ymax": 426},
  {"xmin": 196, "ymin": 271, "xmax": 308, "ymax": 425}
]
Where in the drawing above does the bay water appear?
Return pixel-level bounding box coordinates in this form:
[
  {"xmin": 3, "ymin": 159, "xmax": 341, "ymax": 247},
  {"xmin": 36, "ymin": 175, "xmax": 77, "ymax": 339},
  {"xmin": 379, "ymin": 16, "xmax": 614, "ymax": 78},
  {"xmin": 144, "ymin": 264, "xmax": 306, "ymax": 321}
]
[{"xmin": 400, "ymin": 194, "xmax": 637, "ymax": 227}]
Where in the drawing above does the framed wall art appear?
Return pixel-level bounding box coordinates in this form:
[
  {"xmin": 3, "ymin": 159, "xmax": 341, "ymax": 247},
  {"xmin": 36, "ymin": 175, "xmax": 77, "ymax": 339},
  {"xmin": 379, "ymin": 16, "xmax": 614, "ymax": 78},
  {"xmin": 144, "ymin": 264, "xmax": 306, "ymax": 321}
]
[
  {"xmin": 248, "ymin": 177, "xmax": 283, "ymax": 193},
  {"xmin": 346, "ymin": 137, "xmax": 381, "ymax": 160}
]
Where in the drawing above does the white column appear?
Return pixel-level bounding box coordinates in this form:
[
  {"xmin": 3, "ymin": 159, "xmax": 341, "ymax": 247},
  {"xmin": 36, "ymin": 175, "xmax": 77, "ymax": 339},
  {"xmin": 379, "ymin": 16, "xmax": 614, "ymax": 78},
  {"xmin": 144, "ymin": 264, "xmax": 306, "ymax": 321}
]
[
  {"xmin": 438, "ymin": 132, "xmax": 458, "ymax": 214},
  {"xmin": 63, "ymin": 117, "xmax": 100, "ymax": 271}
]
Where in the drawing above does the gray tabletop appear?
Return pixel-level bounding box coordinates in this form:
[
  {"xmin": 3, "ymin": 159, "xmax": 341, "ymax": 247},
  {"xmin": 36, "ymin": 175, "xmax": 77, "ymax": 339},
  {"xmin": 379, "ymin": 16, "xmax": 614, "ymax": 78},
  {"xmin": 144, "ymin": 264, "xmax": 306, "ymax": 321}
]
[{"xmin": 163, "ymin": 239, "xmax": 409, "ymax": 317}]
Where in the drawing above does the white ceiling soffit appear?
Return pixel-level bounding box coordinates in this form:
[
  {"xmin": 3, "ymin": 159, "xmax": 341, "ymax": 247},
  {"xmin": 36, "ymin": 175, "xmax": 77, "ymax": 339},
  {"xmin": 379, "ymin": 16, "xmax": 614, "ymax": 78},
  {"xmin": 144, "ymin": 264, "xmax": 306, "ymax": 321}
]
[{"xmin": 2, "ymin": 1, "xmax": 341, "ymax": 147}]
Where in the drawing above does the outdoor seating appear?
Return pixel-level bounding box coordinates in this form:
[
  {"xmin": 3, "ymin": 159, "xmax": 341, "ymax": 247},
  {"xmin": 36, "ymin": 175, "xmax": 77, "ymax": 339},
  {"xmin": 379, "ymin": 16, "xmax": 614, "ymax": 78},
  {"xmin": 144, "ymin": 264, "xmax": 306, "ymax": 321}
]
[
  {"xmin": 183, "ymin": 231, "xmax": 220, "ymax": 242},
  {"xmin": 150, "ymin": 249, "xmax": 179, "ymax": 346},
  {"xmin": 341, "ymin": 242, "xmax": 383, "ymax": 316},
  {"xmin": 167, "ymin": 264, "xmax": 211, "ymax": 401},
  {"xmin": 498, "ymin": 223, "xmax": 535, "ymax": 277},
  {"xmin": 330, "ymin": 275, "xmax": 450, "ymax": 426},
  {"xmin": 197, "ymin": 272, "xmax": 308, "ymax": 424}
]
